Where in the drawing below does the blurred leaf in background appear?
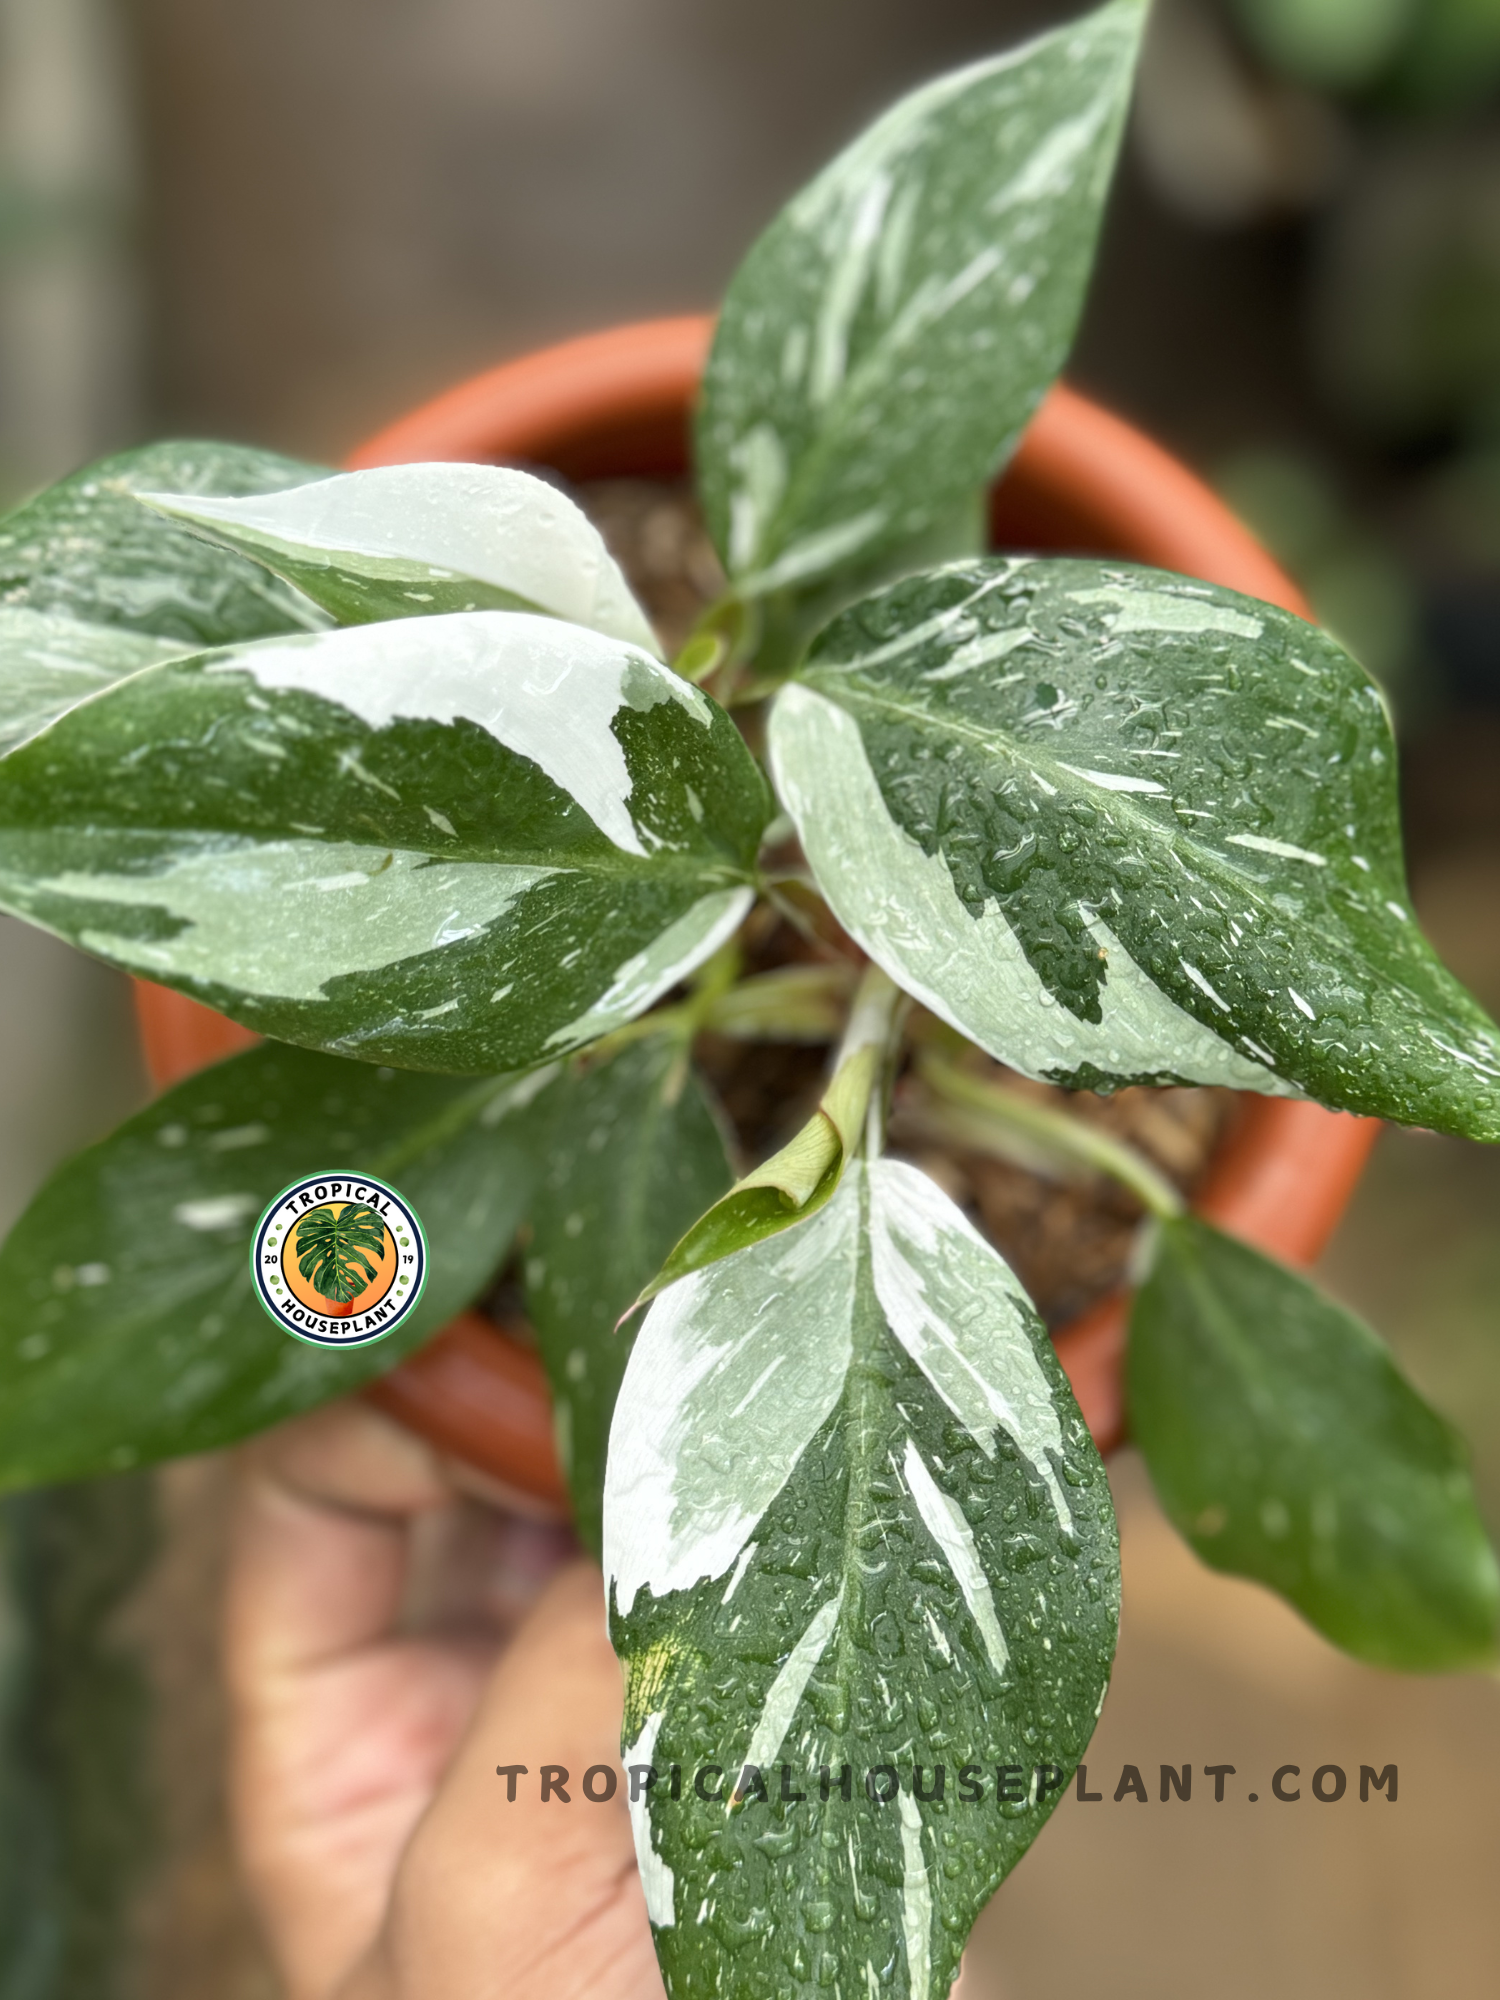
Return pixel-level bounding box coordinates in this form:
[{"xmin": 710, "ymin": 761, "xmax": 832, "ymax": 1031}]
[
  {"xmin": 1217, "ymin": 448, "xmax": 1426, "ymax": 714},
  {"xmin": 1230, "ymin": 0, "xmax": 1416, "ymax": 95},
  {"xmin": 1310, "ymin": 130, "xmax": 1500, "ymax": 444},
  {"xmin": 0, "ymin": 1477, "xmax": 156, "ymax": 2000},
  {"xmin": 1233, "ymin": 0, "xmax": 1500, "ymax": 109}
]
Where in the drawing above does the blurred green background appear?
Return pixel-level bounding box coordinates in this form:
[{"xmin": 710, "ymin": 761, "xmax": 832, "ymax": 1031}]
[{"xmin": 1, "ymin": 2, "xmax": 1498, "ymax": 1994}]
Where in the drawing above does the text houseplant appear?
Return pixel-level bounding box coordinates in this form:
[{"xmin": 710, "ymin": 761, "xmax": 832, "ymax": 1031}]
[{"xmin": 0, "ymin": 2, "xmax": 1497, "ymax": 1993}]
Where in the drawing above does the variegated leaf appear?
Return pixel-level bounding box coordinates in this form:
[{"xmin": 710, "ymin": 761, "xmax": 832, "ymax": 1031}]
[
  {"xmin": 525, "ymin": 1042, "xmax": 733, "ymax": 1557},
  {"xmin": 0, "ymin": 1044, "xmax": 554, "ymax": 1489},
  {"xmin": 604, "ymin": 1157, "xmax": 1118, "ymax": 2000},
  {"xmin": 0, "ymin": 611, "xmax": 771, "ymax": 1073},
  {"xmin": 0, "ymin": 441, "xmax": 330, "ymax": 646},
  {"xmin": 141, "ymin": 464, "xmax": 661, "ymax": 653},
  {"xmin": 697, "ymin": 0, "xmax": 1145, "ymax": 600},
  {"xmin": 0, "ymin": 611, "xmax": 185, "ymax": 758},
  {"xmin": 770, "ymin": 558, "xmax": 1500, "ymax": 1139},
  {"xmin": 1129, "ymin": 1217, "xmax": 1500, "ymax": 1672}
]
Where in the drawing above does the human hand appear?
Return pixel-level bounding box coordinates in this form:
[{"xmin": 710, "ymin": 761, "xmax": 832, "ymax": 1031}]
[{"xmin": 224, "ymin": 1399, "xmax": 667, "ymax": 2000}]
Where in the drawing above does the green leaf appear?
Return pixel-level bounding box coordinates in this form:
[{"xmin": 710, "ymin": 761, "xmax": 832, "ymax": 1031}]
[
  {"xmin": 0, "ymin": 610, "xmax": 186, "ymax": 758},
  {"xmin": 1128, "ymin": 1215, "xmax": 1500, "ymax": 1672},
  {"xmin": 770, "ymin": 556, "xmax": 1500, "ymax": 1138},
  {"xmin": 0, "ymin": 1044, "xmax": 553, "ymax": 1490},
  {"xmin": 697, "ymin": 0, "xmax": 1144, "ymax": 601},
  {"xmin": 604, "ymin": 1157, "xmax": 1118, "ymax": 1997},
  {"xmin": 525, "ymin": 1042, "xmax": 733, "ymax": 1558},
  {"xmin": 292, "ymin": 1202, "xmax": 389, "ymax": 1304},
  {"xmin": 633, "ymin": 966, "xmax": 899, "ymax": 1304},
  {"xmin": 140, "ymin": 464, "xmax": 661, "ymax": 653},
  {"xmin": 0, "ymin": 441, "xmax": 331, "ymax": 647},
  {"xmin": 0, "ymin": 611, "xmax": 772, "ymax": 1073}
]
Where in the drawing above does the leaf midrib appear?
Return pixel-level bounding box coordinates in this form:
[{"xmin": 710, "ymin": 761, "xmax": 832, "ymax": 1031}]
[
  {"xmin": 827, "ymin": 1169, "xmax": 902, "ymax": 1756},
  {"xmin": 812, "ymin": 674, "xmax": 1408, "ymax": 981}
]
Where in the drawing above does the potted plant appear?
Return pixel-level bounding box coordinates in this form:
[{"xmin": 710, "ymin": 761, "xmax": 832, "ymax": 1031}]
[
  {"xmin": 0, "ymin": 4, "xmax": 1496, "ymax": 1995},
  {"xmin": 131, "ymin": 313, "xmax": 1380, "ymax": 1501}
]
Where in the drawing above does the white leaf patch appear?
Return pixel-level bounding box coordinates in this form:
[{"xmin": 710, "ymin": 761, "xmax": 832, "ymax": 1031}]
[
  {"xmin": 901, "ymin": 1439, "xmax": 1009, "ymax": 1675},
  {"xmin": 545, "ymin": 887, "xmax": 754, "ymax": 1050},
  {"xmin": 897, "ymin": 1787, "xmax": 933, "ymax": 2000},
  {"xmin": 738, "ymin": 1586, "xmax": 845, "ymax": 1782},
  {"xmin": 769, "ymin": 682, "xmax": 1290, "ymax": 1092},
  {"xmin": 39, "ymin": 840, "xmax": 555, "ymax": 1002},
  {"xmin": 210, "ymin": 611, "xmax": 711, "ymax": 858},
  {"xmin": 172, "ymin": 1193, "xmax": 258, "ymax": 1232},
  {"xmin": 624, "ymin": 1711, "xmax": 676, "ymax": 1927},
  {"xmin": 0, "ymin": 609, "xmax": 186, "ymax": 756},
  {"xmin": 1065, "ymin": 583, "xmax": 1263, "ymax": 640},
  {"xmin": 143, "ymin": 463, "xmax": 661, "ymax": 654},
  {"xmin": 604, "ymin": 1188, "xmax": 861, "ymax": 1618},
  {"xmin": 871, "ymin": 1160, "xmax": 1072, "ymax": 1531}
]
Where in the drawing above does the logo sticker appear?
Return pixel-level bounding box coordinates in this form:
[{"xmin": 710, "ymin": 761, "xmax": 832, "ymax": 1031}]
[{"xmin": 251, "ymin": 1173, "xmax": 427, "ymax": 1347}]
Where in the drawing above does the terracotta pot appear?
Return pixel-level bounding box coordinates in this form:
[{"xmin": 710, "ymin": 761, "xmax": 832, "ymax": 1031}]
[{"xmin": 133, "ymin": 315, "xmax": 1380, "ymax": 1503}]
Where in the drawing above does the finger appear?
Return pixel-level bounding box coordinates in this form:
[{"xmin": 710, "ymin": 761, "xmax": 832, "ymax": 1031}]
[
  {"xmin": 355, "ymin": 1560, "xmax": 665, "ymax": 2000},
  {"xmin": 226, "ymin": 1400, "xmax": 454, "ymax": 1691}
]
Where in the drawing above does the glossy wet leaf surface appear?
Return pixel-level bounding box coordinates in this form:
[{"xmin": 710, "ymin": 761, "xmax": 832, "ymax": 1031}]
[
  {"xmin": 1128, "ymin": 1216, "xmax": 1500, "ymax": 1672},
  {"xmin": 0, "ymin": 611, "xmax": 770, "ymax": 1073},
  {"xmin": 697, "ymin": 0, "xmax": 1144, "ymax": 602},
  {"xmin": 143, "ymin": 464, "xmax": 661, "ymax": 652},
  {"xmin": 0, "ymin": 441, "xmax": 330, "ymax": 648},
  {"xmin": 0, "ymin": 1044, "xmax": 546, "ymax": 1488},
  {"xmin": 525, "ymin": 1042, "xmax": 733, "ymax": 1557},
  {"xmin": 770, "ymin": 557, "xmax": 1500, "ymax": 1137},
  {"xmin": 604, "ymin": 1158, "xmax": 1118, "ymax": 2000}
]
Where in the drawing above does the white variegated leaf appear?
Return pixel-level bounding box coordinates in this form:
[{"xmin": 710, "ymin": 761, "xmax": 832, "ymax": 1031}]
[
  {"xmin": 604, "ymin": 1157, "xmax": 1118, "ymax": 1999},
  {"xmin": 141, "ymin": 464, "xmax": 662, "ymax": 653},
  {"xmin": 770, "ymin": 557, "xmax": 1500, "ymax": 1139},
  {"xmin": 697, "ymin": 0, "xmax": 1145, "ymax": 600},
  {"xmin": 0, "ymin": 610, "xmax": 770, "ymax": 1073}
]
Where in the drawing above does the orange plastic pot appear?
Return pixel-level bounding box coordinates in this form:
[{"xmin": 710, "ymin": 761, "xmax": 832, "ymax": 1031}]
[{"xmin": 133, "ymin": 315, "xmax": 1380, "ymax": 1502}]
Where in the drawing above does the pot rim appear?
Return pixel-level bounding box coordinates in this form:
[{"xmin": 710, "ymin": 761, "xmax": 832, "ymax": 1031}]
[{"xmin": 133, "ymin": 314, "xmax": 1380, "ymax": 1499}]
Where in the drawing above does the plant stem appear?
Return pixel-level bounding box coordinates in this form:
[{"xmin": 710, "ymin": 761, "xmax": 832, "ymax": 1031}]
[
  {"xmin": 829, "ymin": 963, "xmax": 906, "ymax": 1162},
  {"xmin": 914, "ymin": 1053, "xmax": 1186, "ymax": 1220},
  {"xmin": 703, "ymin": 962, "xmax": 854, "ymax": 1041},
  {"xmin": 582, "ymin": 1005, "xmax": 692, "ymax": 1062}
]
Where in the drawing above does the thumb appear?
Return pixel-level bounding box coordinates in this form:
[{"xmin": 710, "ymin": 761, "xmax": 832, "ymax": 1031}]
[{"xmin": 346, "ymin": 1559, "xmax": 665, "ymax": 2000}]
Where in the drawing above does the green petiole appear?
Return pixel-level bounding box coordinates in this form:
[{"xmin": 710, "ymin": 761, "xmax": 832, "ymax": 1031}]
[{"xmin": 912, "ymin": 1051, "xmax": 1187, "ymax": 1222}]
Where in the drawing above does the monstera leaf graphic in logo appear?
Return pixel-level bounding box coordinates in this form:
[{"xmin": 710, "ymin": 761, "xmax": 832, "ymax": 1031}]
[{"xmin": 294, "ymin": 1203, "xmax": 387, "ymax": 1311}]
